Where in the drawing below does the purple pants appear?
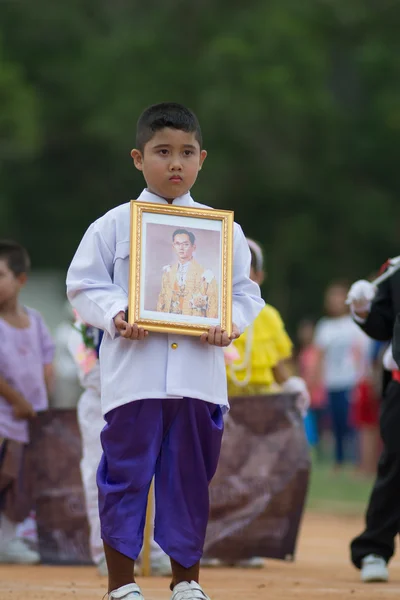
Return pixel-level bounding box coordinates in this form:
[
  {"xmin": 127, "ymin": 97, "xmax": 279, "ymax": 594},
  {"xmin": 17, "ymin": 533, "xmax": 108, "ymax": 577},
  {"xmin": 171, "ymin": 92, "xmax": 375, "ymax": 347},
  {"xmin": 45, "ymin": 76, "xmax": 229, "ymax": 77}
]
[{"xmin": 97, "ymin": 398, "xmax": 223, "ymax": 568}]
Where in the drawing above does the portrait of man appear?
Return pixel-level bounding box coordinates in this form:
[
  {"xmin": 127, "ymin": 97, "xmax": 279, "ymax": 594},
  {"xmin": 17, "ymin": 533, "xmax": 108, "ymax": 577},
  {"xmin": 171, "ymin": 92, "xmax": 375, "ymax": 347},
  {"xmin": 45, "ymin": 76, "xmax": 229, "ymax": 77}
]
[{"xmin": 156, "ymin": 228, "xmax": 219, "ymax": 319}]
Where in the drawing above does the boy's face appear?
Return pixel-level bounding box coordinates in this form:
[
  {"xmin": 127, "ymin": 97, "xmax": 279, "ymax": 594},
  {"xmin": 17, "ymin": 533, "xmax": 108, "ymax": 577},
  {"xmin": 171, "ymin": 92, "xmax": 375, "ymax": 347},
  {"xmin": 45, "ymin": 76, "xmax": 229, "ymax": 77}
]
[
  {"xmin": 131, "ymin": 128, "xmax": 207, "ymax": 201},
  {"xmin": 0, "ymin": 259, "xmax": 26, "ymax": 306}
]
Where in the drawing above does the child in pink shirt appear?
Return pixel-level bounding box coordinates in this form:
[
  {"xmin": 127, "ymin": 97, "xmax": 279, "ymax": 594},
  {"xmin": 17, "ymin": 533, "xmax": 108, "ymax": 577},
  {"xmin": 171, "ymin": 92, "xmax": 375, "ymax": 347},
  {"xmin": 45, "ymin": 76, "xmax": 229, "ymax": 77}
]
[{"xmin": 0, "ymin": 240, "xmax": 55, "ymax": 564}]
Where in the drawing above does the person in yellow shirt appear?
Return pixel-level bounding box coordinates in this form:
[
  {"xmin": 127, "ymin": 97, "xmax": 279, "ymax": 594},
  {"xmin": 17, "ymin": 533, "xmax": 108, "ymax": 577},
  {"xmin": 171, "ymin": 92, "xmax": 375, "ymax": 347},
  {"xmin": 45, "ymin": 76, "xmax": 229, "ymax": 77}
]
[
  {"xmin": 227, "ymin": 238, "xmax": 310, "ymax": 406},
  {"xmin": 227, "ymin": 302, "xmax": 293, "ymax": 396}
]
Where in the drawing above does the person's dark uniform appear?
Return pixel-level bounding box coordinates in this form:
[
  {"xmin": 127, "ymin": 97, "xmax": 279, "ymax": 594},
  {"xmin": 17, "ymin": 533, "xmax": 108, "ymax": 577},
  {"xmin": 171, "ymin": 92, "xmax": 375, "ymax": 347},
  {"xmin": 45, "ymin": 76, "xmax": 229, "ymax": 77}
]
[{"xmin": 350, "ymin": 262, "xmax": 400, "ymax": 569}]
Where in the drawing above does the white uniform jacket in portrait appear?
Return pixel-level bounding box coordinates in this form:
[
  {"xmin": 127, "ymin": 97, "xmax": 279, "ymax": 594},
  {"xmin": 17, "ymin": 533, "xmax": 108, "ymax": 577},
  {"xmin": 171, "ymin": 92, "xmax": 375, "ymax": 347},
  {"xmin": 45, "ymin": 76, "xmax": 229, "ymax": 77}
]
[{"xmin": 66, "ymin": 189, "xmax": 264, "ymax": 416}]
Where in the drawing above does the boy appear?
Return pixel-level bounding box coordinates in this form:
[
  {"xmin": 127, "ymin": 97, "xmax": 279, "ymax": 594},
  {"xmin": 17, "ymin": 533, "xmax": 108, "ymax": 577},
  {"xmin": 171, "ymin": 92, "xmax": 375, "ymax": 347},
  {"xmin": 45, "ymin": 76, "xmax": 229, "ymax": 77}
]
[
  {"xmin": 0, "ymin": 240, "xmax": 55, "ymax": 564},
  {"xmin": 67, "ymin": 102, "xmax": 264, "ymax": 600}
]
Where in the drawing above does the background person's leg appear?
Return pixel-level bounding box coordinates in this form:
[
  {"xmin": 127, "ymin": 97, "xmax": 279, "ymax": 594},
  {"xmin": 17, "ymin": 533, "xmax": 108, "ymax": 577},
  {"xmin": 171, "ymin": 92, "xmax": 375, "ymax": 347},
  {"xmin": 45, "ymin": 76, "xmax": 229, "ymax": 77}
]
[
  {"xmin": 77, "ymin": 388, "xmax": 105, "ymax": 567},
  {"xmin": 328, "ymin": 391, "xmax": 346, "ymax": 467},
  {"xmin": 350, "ymin": 448, "xmax": 400, "ymax": 567}
]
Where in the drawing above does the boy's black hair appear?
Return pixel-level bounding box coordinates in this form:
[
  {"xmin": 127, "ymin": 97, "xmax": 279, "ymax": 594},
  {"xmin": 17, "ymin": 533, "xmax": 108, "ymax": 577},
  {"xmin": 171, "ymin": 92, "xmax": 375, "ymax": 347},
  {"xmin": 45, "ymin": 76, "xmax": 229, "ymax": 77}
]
[
  {"xmin": 0, "ymin": 240, "xmax": 30, "ymax": 276},
  {"xmin": 136, "ymin": 102, "xmax": 202, "ymax": 152},
  {"xmin": 172, "ymin": 229, "xmax": 196, "ymax": 245}
]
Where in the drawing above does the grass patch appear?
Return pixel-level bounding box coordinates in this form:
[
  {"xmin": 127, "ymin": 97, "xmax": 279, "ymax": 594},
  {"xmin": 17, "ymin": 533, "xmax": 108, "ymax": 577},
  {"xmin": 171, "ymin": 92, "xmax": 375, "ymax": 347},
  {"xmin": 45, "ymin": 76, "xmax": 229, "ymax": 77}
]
[{"xmin": 306, "ymin": 455, "xmax": 374, "ymax": 515}]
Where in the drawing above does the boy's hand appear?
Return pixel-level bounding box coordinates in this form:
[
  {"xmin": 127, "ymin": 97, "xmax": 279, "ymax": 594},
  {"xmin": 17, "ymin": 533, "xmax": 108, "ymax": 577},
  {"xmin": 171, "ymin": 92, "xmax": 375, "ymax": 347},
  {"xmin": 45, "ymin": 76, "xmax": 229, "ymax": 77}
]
[
  {"xmin": 114, "ymin": 311, "xmax": 148, "ymax": 340},
  {"xmin": 200, "ymin": 324, "xmax": 240, "ymax": 347},
  {"xmin": 13, "ymin": 396, "xmax": 36, "ymax": 420}
]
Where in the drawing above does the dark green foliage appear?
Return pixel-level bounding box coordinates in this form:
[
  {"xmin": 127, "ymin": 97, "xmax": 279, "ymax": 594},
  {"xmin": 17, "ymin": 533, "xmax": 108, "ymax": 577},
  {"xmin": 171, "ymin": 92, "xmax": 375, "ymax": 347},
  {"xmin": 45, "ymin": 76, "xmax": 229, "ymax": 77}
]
[{"xmin": 1, "ymin": 0, "xmax": 399, "ymax": 329}]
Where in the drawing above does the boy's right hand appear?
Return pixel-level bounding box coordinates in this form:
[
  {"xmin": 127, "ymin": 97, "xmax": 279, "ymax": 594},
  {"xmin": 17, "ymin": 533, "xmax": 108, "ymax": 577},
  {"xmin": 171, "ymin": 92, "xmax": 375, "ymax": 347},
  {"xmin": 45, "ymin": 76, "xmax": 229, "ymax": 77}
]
[
  {"xmin": 114, "ymin": 311, "xmax": 148, "ymax": 340},
  {"xmin": 13, "ymin": 396, "xmax": 36, "ymax": 420}
]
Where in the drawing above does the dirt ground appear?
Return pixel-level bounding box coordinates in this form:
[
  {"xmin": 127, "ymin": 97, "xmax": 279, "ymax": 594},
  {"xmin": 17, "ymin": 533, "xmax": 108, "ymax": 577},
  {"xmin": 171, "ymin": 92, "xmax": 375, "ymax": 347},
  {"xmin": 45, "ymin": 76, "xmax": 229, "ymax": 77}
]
[{"xmin": 1, "ymin": 512, "xmax": 399, "ymax": 600}]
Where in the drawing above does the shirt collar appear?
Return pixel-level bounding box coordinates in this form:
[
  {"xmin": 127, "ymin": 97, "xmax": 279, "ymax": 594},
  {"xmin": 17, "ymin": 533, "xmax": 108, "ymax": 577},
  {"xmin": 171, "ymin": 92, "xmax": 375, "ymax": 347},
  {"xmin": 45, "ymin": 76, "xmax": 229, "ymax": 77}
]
[
  {"xmin": 136, "ymin": 189, "xmax": 194, "ymax": 207},
  {"xmin": 178, "ymin": 260, "xmax": 191, "ymax": 270}
]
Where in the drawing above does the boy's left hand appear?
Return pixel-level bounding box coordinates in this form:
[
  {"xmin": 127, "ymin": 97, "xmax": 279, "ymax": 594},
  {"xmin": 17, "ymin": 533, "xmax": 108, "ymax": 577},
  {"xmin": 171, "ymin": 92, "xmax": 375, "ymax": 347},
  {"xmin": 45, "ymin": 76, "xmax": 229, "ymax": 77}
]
[{"xmin": 200, "ymin": 324, "xmax": 240, "ymax": 347}]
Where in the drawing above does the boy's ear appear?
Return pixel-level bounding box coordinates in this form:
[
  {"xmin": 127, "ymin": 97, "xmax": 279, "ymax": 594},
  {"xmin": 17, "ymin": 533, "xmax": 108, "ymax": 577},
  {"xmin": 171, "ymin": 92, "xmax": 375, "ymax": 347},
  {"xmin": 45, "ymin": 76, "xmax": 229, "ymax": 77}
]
[
  {"xmin": 199, "ymin": 149, "xmax": 207, "ymax": 170},
  {"xmin": 131, "ymin": 149, "xmax": 143, "ymax": 171},
  {"xmin": 17, "ymin": 273, "xmax": 28, "ymax": 287}
]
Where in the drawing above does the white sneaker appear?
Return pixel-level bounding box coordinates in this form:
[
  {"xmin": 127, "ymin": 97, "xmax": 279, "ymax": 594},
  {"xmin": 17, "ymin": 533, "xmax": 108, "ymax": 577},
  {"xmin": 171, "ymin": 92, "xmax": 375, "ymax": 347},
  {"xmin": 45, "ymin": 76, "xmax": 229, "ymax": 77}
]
[
  {"xmin": 108, "ymin": 583, "xmax": 145, "ymax": 599},
  {"xmin": 171, "ymin": 581, "xmax": 210, "ymax": 600},
  {"xmin": 0, "ymin": 538, "xmax": 40, "ymax": 564},
  {"xmin": 361, "ymin": 554, "xmax": 389, "ymax": 583}
]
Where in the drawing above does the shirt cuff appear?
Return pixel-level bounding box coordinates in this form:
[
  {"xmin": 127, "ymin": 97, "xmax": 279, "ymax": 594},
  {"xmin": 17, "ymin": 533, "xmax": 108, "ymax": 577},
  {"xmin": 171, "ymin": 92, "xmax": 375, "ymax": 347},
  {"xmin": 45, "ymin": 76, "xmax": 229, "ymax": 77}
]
[
  {"xmin": 232, "ymin": 306, "xmax": 246, "ymax": 334},
  {"xmin": 104, "ymin": 301, "xmax": 128, "ymax": 338}
]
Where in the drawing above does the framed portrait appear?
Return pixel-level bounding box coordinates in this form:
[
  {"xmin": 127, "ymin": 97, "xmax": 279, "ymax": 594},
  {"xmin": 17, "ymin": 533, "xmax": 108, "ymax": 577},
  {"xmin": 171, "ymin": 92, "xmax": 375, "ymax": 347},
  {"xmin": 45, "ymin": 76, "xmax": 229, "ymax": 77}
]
[{"xmin": 128, "ymin": 201, "xmax": 234, "ymax": 336}]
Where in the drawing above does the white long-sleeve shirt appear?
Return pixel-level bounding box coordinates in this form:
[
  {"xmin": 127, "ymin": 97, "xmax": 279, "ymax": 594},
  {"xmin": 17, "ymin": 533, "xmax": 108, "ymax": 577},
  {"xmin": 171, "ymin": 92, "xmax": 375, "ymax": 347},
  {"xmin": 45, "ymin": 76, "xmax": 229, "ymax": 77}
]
[{"xmin": 66, "ymin": 189, "xmax": 264, "ymax": 415}]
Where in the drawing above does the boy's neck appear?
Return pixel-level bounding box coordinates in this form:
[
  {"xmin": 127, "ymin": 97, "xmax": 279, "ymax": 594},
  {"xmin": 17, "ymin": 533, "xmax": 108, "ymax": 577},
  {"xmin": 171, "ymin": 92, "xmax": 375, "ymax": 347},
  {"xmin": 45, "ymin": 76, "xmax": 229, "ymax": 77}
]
[
  {"xmin": 0, "ymin": 304, "xmax": 30, "ymax": 329},
  {"xmin": 0, "ymin": 299, "xmax": 22, "ymax": 318},
  {"xmin": 146, "ymin": 187, "xmax": 183, "ymax": 204}
]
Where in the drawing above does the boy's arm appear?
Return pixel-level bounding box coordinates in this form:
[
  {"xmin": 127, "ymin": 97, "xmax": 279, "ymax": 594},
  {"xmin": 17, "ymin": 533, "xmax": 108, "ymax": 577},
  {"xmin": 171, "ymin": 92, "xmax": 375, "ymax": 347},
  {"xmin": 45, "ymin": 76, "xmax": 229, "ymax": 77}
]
[
  {"xmin": 43, "ymin": 363, "xmax": 55, "ymax": 396},
  {"xmin": 0, "ymin": 376, "xmax": 36, "ymax": 419},
  {"xmin": 66, "ymin": 221, "xmax": 128, "ymax": 337},
  {"xmin": 37, "ymin": 313, "xmax": 56, "ymax": 397},
  {"xmin": 272, "ymin": 360, "xmax": 292, "ymax": 384},
  {"xmin": 231, "ymin": 224, "xmax": 264, "ymax": 333}
]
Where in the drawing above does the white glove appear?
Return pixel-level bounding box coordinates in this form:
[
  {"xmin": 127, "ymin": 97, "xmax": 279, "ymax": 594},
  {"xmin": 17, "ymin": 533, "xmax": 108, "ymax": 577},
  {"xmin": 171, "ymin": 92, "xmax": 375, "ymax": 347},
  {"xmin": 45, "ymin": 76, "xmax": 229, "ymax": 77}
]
[
  {"xmin": 346, "ymin": 279, "xmax": 377, "ymax": 313},
  {"xmin": 282, "ymin": 376, "xmax": 310, "ymax": 416}
]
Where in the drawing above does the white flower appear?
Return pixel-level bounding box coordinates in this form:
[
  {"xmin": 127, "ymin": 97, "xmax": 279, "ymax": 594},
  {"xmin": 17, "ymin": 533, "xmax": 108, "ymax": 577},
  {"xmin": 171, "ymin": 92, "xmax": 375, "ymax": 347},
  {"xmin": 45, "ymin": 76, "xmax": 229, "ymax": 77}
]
[
  {"xmin": 202, "ymin": 269, "xmax": 214, "ymax": 283},
  {"xmin": 162, "ymin": 264, "xmax": 171, "ymax": 272}
]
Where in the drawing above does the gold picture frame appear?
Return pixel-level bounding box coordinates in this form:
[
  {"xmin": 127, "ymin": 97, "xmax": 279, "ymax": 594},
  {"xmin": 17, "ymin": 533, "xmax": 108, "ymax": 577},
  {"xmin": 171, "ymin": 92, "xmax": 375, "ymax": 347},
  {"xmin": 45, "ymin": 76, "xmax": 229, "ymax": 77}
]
[{"xmin": 128, "ymin": 201, "xmax": 234, "ymax": 337}]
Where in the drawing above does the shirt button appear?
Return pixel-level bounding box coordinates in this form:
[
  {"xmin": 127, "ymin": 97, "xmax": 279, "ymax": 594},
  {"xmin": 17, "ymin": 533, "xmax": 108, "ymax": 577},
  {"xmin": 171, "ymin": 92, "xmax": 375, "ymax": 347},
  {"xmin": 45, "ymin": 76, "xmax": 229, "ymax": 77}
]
[{"xmin": 171, "ymin": 343, "xmax": 178, "ymax": 350}]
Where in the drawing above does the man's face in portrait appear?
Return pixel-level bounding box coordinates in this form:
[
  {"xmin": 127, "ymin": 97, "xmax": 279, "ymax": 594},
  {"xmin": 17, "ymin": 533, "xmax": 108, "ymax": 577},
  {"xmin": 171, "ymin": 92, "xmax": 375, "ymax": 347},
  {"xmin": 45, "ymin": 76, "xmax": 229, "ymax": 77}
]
[{"xmin": 173, "ymin": 233, "xmax": 195, "ymax": 263}]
